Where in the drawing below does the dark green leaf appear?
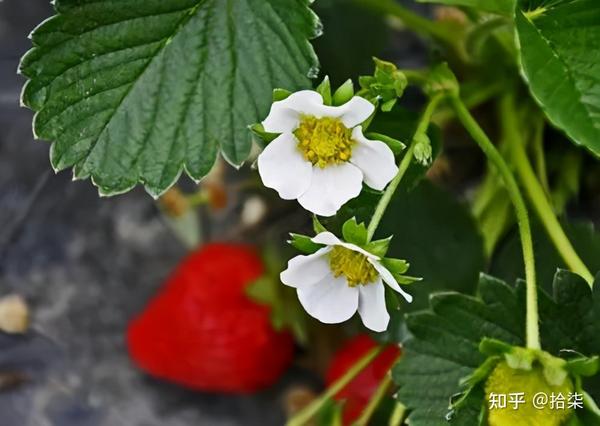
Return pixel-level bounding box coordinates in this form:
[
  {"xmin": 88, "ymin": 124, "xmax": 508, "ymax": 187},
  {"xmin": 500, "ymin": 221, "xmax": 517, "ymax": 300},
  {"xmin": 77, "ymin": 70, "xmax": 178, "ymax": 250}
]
[
  {"xmin": 393, "ymin": 271, "xmax": 600, "ymax": 425},
  {"xmin": 21, "ymin": 0, "xmax": 319, "ymax": 196},
  {"xmin": 515, "ymin": 1, "xmax": 600, "ymax": 156}
]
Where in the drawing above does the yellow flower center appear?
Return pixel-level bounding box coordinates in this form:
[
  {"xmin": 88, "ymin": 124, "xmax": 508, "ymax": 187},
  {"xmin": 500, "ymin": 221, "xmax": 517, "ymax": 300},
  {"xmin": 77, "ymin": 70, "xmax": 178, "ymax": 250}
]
[
  {"xmin": 329, "ymin": 246, "xmax": 378, "ymax": 287},
  {"xmin": 485, "ymin": 361, "xmax": 574, "ymax": 426},
  {"xmin": 294, "ymin": 116, "xmax": 355, "ymax": 168}
]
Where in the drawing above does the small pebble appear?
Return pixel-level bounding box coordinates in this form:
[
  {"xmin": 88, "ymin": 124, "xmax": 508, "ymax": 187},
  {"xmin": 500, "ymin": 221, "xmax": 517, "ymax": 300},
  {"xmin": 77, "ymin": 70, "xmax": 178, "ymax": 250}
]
[{"xmin": 0, "ymin": 295, "xmax": 29, "ymax": 334}]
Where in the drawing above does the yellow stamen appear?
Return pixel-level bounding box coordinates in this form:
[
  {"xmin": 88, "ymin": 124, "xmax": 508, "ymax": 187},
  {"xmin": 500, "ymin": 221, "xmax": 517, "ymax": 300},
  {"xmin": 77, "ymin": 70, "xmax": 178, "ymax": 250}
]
[
  {"xmin": 294, "ymin": 116, "xmax": 355, "ymax": 168},
  {"xmin": 329, "ymin": 246, "xmax": 378, "ymax": 287}
]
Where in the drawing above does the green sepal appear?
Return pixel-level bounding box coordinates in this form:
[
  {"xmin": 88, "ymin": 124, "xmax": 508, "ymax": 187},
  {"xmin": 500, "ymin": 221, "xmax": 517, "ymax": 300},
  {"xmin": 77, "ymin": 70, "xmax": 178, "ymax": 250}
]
[
  {"xmin": 413, "ymin": 132, "xmax": 433, "ymax": 166},
  {"xmin": 424, "ymin": 62, "xmax": 459, "ymax": 98},
  {"xmin": 381, "ymin": 257, "xmax": 409, "ymax": 275},
  {"xmin": 364, "ymin": 236, "xmax": 393, "ymax": 258},
  {"xmin": 288, "ymin": 233, "xmax": 323, "ymax": 255},
  {"xmin": 273, "ymin": 88, "xmax": 292, "ymax": 102},
  {"xmin": 565, "ymin": 355, "xmax": 600, "ymax": 378},
  {"xmin": 332, "ymin": 79, "xmax": 355, "ymax": 106},
  {"xmin": 316, "ymin": 76, "xmax": 333, "ymax": 105},
  {"xmin": 358, "ymin": 57, "xmax": 407, "ymax": 109},
  {"xmin": 341, "ymin": 217, "xmax": 368, "ymax": 246},
  {"xmin": 249, "ymin": 123, "xmax": 280, "ymax": 145},
  {"xmin": 313, "ymin": 215, "xmax": 328, "ymax": 234},
  {"xmin": 365, "ymin": 132, "xmax": 406, "ymax": 155}
]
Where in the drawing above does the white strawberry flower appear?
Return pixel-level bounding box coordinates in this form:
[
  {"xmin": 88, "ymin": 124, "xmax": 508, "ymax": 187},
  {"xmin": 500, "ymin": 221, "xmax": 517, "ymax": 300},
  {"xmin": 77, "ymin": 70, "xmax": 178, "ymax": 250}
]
[
  {"xmin": 280, "ymin": 231, "xmax": 413, "ymax": 332},
  {"xmin": 257, "ymin": 90, "xmax": 399, "ymax": 217}
]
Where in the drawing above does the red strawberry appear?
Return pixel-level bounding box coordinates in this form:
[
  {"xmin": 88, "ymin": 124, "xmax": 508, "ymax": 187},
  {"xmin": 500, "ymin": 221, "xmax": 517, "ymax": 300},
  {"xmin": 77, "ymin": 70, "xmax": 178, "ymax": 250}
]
[
  {"xmin": 127, "ymin": 244, "xmax": 294, "ymax": 393},
  {"xmin": 326, "ymin": 334, "xmax": 401, "ymax": 424}
]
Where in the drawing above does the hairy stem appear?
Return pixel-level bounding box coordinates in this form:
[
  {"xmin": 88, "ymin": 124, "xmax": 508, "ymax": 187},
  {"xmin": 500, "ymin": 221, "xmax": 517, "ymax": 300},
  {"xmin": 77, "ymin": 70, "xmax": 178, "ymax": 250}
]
[
  {"xmin": 500, "ymin": 96, "xmax": 594, "ymax": 286},
  {"xmin": 389, "ymin": 402, "xmax": 407, "ymax": 426},
  {"xmin": 451, "ymin": 95, "xmax": 540, "ymax": 350},
  {"xmin": 367, "ymin": 93, "xmax": 444, "ymax": 242},
  {"xmin": 286, "ymin": 347, "xmax": 382, "ymax": 426}
]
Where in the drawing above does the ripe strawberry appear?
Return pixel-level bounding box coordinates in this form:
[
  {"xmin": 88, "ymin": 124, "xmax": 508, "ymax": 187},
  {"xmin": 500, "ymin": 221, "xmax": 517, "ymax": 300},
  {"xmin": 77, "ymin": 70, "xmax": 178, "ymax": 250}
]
[
  {"xmin": 326, "ymin": 334, "xmax": 401, "ymax": 424},
  {"xmin": 127, "ymin": 244, "xmax": 294, "ymax": 393}
]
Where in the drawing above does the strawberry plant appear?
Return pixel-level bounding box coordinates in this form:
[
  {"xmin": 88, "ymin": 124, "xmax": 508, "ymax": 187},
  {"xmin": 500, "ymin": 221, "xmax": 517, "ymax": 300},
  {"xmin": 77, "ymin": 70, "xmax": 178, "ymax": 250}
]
[{"xmin": 20, "ymin": 0, "xmax": 600, "ymax": 424}]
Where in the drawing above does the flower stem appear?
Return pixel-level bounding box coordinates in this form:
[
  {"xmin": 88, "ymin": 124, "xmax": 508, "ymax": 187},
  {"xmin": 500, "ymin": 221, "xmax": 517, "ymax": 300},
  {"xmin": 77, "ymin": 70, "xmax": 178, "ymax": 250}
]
[
  {"xmin": 389, "ymin": 402, "xmax": 407, "ymax": 426},
  {"xmin": 500, "ymin": 96, "xmax": 594, "ymax": 286},
  {"xmin": 286, "ymin": 347, "xmax": 382, "ymax": 426},
  {"xmin": 367, "ymin": 94, "xmax": 444, "ymax": 242},
  {"xmin": 450, "ymin": 95, "xmax": 540, "ymax": 350},
  {"xmin": 354, "ymin": 366, "xmax": 395, "ymax": 426}
]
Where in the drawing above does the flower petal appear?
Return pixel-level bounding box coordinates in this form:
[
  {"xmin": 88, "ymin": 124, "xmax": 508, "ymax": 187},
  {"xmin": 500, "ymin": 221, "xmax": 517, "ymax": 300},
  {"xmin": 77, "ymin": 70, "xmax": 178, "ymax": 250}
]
[
  {"xmin": 297, "ymin": 275, "xmax": 359, "ymax": 324},
  {"xmin": 337, "ymin": 96, "xmax": 375, "ymax": 128},
  {"xmin": 280, "ymin": 247, "xmax": 332, "ymax": 289},
  {"xmin": 350, "ymin": 127, "xmax": 398, "ymax": 191},
  {"xmin": 257, "ymin": 133, "xmax": 312, "ymax": 200},
  {"xmin": 312, "ymin": 232, "xmax": 379, "ymax": 260},
  {"xmin": 262, "ymin": 90, "xmax": 324, "ymax": 133},
  {"xmin": 369, "ymin": 259, "xmax": 413, "ymax": 303},
  {"xmin": 358, "ymin": 280, "xmax": 390, "ymax": 332},
  {"xmin": 298, "ymin": 163, "xmax": 363, "ymax": 217}
]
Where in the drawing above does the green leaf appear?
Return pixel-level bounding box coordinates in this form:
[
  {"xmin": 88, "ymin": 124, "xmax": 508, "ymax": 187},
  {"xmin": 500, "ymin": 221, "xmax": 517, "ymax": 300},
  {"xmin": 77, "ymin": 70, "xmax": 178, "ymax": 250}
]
[
  {"xmin": 20, "ymin": 0, "xmax": 320, "ymax": 197},
  {"xmin": 341, "ymin": 217, "xmax": 368, "ymax": 246},
  {"xmin": 392, "ymin": 271, "xmax": 600, "ymax": 425},
  {"xmin": 416, "ymin": 0, "xmax": 515, "ymax": 16},
  {"xmin": 365, "ymin": 132, "xmax": 406, "ymax": 156},
  {"xmin": 515, "ymin": 1, "xmax": 600, "ymax": 157}
]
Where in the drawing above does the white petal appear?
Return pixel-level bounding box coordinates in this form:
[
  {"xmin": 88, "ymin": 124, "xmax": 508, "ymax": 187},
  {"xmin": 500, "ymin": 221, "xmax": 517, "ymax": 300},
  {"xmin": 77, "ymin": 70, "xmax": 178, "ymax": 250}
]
[
  {"xmin": 369, "ymin": 260, "xmax": 413, "ymax": 303},
  {"xmin": 312, "ymin": 232, "xmax": 379, "ymax": 260},
  {"xmin": 280, "ymin": 247, "xmax": 332, "ymax": 289},
  {"xmin": 358, "ymin": 280, "xmax": 390, "ymax": 332},
  {"xmin": 262, "ymin": 90, "xmax": 324, "ymax": 133},
  {"xmin": 257, "ymin": 133, "xmax": 312, "ymax": 200},
  {"xmin": 297, "ymin": 275, "xmax": 359, "ymax": 324},
  {"xmin": 337, "ymin": 96, "xmax": 375, "ymax": 128},
  {"xmin": 298, "ymin": 163, "xmax": 363, "ymax": 217},
  {"xmin": 350, "ymin": 127, "xmax": 398, "ymax": 191}
]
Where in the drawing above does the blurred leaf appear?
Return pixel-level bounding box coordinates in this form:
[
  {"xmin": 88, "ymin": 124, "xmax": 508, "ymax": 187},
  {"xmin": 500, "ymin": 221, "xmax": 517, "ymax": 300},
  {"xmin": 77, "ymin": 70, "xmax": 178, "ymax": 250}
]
[{"xmin": 313, "ymin": 0, "xmax": 390, "ymax": 87}]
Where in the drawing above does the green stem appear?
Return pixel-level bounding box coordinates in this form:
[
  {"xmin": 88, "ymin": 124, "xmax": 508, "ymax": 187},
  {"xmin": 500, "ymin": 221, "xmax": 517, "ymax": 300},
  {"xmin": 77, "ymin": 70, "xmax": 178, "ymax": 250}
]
[
  {"xmin": 352, "ymin": 0, "xmax": 456, "ymax": 46},
  {"xmin": 286, "ymin": 347, "xmax": 382, "ymax": 426},
  {"xmin": 354, "ymin": 370, "xmax": 394, "ymax": 426},
  {"xmin": 451, "ymin": 95, "xmax": 540, "ymax": 350},
  {"xmin": 389, "ymin": 402, "xmax": 407, "ymax": 426},
  {"xmin": 366, "ymin": 94, "xmax": 444, "ymax": 242},
  {"xmin": 500, "ymin": 97, "xmax": 594, "ymax": 286},
  {"xmin": 531, "ymin": 115, "xmax": 550, "ymax": 194}
]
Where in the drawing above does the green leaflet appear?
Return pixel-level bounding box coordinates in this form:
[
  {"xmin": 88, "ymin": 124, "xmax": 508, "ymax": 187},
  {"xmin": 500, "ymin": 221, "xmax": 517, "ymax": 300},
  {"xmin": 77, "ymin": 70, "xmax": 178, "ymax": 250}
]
[
  {"xmin": 516, "ymin": 0, "xmax": 600, "ymax": 157},
  {"xmin": 20, "ymin": 0, "xmax": 320, "ymax": 196},
  {"xmin": 416, "ymin": 0, "xmax": 515, "ymax": 16},
  {"xmin": 392, "ymin": 271, "xmax": 600, "ymax": 425}
]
